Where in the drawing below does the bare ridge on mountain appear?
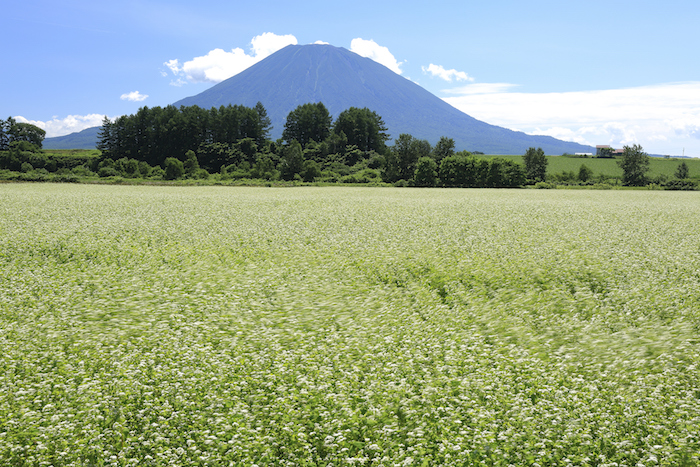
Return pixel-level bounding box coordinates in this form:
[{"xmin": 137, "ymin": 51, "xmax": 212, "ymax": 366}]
[{"xmin": 172, "ymin": 44, "xmax": 593, "ymax": 155}]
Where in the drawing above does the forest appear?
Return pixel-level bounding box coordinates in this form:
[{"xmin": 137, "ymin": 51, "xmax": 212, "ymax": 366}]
[
  {"xmin": 0, "ymin": 105, "xmax": 524, "ymax": 187},
  {"xmin": 95, "ymin": 102, "xmax": 526, "ymax": 187},
  {"xmin": 0, "ymin": 105, "xmax": 697, "ymax": 189}
]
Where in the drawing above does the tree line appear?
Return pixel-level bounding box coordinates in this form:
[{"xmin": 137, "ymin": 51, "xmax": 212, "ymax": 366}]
[
  {"xmin": 96, "ymin": 103, "xmax": 272, "ymax": 169},
  {"xmin": 91, "ymin": 102, "xmax": 530, "ymax": 187},
  {"xmin": 0, "ymin": 117, "xmax": 46, "ymax": 151},
  {"xmin": 1, "ymin": 106, "xmax": 696, "ymax": 189}
]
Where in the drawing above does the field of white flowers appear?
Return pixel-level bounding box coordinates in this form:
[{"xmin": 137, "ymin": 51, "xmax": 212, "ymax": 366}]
[{"xmin": 1, "ymin": 184, "xmax": 699, "ymax": 466}]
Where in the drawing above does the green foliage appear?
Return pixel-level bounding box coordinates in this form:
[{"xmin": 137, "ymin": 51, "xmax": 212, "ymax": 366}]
[
  {"xmin": 333, "ymin": 107, "xmax": 389, "ymax": 154},
  {"xmin": 339, "ymin": 167, "xmax": 382, "ymax": 184},
  {"xmin": 618, "ymin": 144, "xmax": 650, "ymax": 186},
  {"xmin": 254, "ymin": 101, "xmax": 272, "ymax": 145},
  {"xmin": 301, "ymin": 159, "xmax": 322, "ymax": 182},
  {"xmin": 0, "ymin": 117, "xmax": 10, "ymax": 150},
  {"xmin": 279, "ymin": 141, "xmax": 305, "ymax": 180},
  {"xmin": 437, "ymin": 153, "xmax": 524, "ymax": 188},
  {"xmin": 675, "ymin": 161, "xmax": 690, "ymax": 179},
  {"xmin": 97, "ymin": 104, "xmax": 269, "ymax": 167},
  {"xmin": 597, "ymin": 146, "xmax": 614, "ymax": 158},
  {"xmin": 523, "ymin": 147, "xmax": 547, "ymax": 183},
  {"xmin": 578, "ymin": 163, "xmax": 593, "ymax": 182},
  {"xmin": 663, "ymin": 178, "xmax": 698, "ymax": 190},
  {"xmin": 0, "ymin": 117, "xmax": 46, "ymax": 150},
  {"xmin": 1, "ymin": 141, "xmax": 49, "ymax": 172},
  {"xmin": 384, "ymin": 134, "xmax": 431, "ymax": 183},
  {"xmin": 164, "ymin": 157, "xmax": 184, "ymax": 180},
  {"xmin": 184, "ymin": 150, "xmax": 200, "ymax": 176},
  {"xmin": 431, "ymin": 136, "xmax": 455, "ymax": 162},
  {"xmin": 282, "ymin": 102, "xmax": 332, "ymax": 147},
  {"xmin": 413, "ymin": 156, "xmax": 438, "ymax": 187},
  {"xmin": 250, "ymin": 155, "xmax": 278, "ymax": 180}
]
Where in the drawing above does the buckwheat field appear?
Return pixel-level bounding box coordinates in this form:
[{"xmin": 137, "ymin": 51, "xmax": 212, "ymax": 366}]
[{"xmin": 1, "ymin": 184, "xmax": 699, "ymax": 466}]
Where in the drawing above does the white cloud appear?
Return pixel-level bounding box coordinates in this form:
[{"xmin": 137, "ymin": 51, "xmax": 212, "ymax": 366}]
[
  {"xmin": 441, "ymin": 81, "xmax": 700, "ymax": 156},
  {"xmin": 350, "ymin": 38, "xmax": 403, "ymax": 75},
  {"xmin": 164, "ymin": 59, "xmax": 181, "ymax": 74},
  {"xmin": 120, "ymin": 91, "xmax": 148, "ymax": 102},
  {"xmin": 179, "ymin": 48, "xmax": 257, "ymax": 83},
  {"xmin": 422, "ymin": 63, "xmax": 473, "ymax": 82},
  {"xmin": 314, "ymin": 40, "xmax": 330, "ymax": 45},
  {"xmin": 442, "ymin": 82, "xmax": 519, "ymax": 95},
  {"xmin": 251, "ymin": 32, "xmax": 297, "ymax": 58},
  {"xmin": 15, "ymin": 114, "xmax": 110, "ymax": 138},
  {"xmin": 165, "ymin": 32, "xmax": 297, "ymax": 84}
]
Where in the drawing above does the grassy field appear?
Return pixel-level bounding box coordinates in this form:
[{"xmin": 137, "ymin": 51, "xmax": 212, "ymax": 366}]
[
  {"xmin": 1, "ymin": 184, "xmax": 699, "ymax": 465},
  {"xmin": 481, "ymin": 155, "xmax": 700, "ymax": 180}
]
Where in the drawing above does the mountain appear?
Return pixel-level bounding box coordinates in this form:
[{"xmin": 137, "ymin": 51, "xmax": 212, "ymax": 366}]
[
  {"xmin": 44, "ymin": 126, "xmax": 100, "ymax": 150},
  {"xmin": 173, "ymin": 44, "xmax": 593, "ymax": 155},
  {"xmin": 46, "ymin": 44, "xmax": 593, "ymax": 154}
]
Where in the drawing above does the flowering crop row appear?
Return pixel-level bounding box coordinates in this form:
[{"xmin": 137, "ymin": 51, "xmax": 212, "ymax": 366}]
[{"xmin": 1, "ymin": 185, "xmax": 699, "ymax": 466}]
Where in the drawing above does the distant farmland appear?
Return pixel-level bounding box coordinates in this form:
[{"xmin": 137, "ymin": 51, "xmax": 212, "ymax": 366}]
[{"xmin": 477, "ymin": 154, "xmax": 700, "ymax": 180}]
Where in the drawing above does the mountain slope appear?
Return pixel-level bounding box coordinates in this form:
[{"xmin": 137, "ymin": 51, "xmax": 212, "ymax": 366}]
[
  {"xmin": 173, "ymin": 44, "xmax": 593, "ymax": 155},
  {"xmin": 44, "ymin": 126, "xmax": 100, "ymax": 150},
  {"xmin": 46, "ymin": 44, "xmax": 593, "ymax": 154}
]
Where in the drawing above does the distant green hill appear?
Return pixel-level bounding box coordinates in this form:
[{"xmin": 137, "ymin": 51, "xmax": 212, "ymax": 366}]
[{"xmin": 44, "ymin": 126, "xmax": 100, "ymax": 150}]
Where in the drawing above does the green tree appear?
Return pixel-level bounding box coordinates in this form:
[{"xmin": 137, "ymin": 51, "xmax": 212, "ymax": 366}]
[
  {"xmin": 523, "ymin": 147, "xmax": 547, "ymax": 183},
  {"xmin": 96, "ymin": 116, "xmax": 115, "ymax": 155},
  {"xmin": 499, "ymin": 159, "xmax": 526, "ymax": 187},
  {"xmin": 333, "ymin": 107, "xmax": 389, "ymax": 154},
  {"xmin": 675, "ymin": 161, "xmax": 689, "ymax": 179},
  {"xmin": 254, "ymin": 101, "xmax": 272, "ymax": 145},
  {"xmin": 617, "ymin": 144, "xmax": 649, "ymax": 186},
  {"xmin": 0, "ymin": 117, "xmax": 12, "ymax": 150},
  {"xmin": 122, "ymin": 158, "xmax": 140, "ymax": 177},
  {"xmin": 597, "ymin": 146, "xmax": 614, "ymax": 158},
  {"xmin": 282, "ymin": 103, "xmax": 332, "ymax": 147},
  {"xmin": 438, "ymin": 153, "xmax": 483, "ymax": 187},
  {"xmin": 432, "ymin": 136, "xmax": 455, "ymax": 162},
  {"xmin": 184, "ymin": 150, "xmax": 200, "ymax": 176},
  {"xmin": 414, "ymin": 157, "xmax": 438, "ymax": 187},
  {"xmin": 197, "ymin": 142, "xmax": 240, "ymax": 173},
  {"xmin": 164, "ymin": 157, "xmax": 184, "ymax": 180},
  {"xmin": 2, "ymin": 118, "xmax": 46, "ymax": 149},
  {"xmin": 279, "ymin": 141, "xmax": 305, "ymax": 180},
  {"xmin": 387, "ymin": 134, "xmax": 431, "ymax": 182},
  {"xmin": 301, "ymin": 160, "xmax": 322, "ymax": 182},
  {"xmin": 578, "ymin": 164, "xmax": 593, "ymax": 182},
  {"xmin": 251, "ymin": 155, "xmax": 277, "ymax": 180}
]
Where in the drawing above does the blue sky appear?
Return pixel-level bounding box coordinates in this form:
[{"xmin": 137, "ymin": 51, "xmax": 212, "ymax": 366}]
[{"xmin": 4, "ymin": 0, "xmax": 700, "ymax": 156}]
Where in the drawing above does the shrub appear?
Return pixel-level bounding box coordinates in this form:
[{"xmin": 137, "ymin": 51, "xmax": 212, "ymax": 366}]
[
  {"xmin": 164, "ymin": 157, "xmax": 184, "ymax": 180},
  {"xmin": 98, "ymin": 166, "xmax": 120, "ymax": 178},
  {"xmin": 414, "ymin": 157, "xmax": 438, "ymax": 187},
  {"xmin": 534, "ymin": 181, "xmax": 554, "ymax": 189}
]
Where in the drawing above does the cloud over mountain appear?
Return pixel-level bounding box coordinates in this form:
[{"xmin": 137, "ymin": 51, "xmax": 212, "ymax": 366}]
[
  {"xmin": 165, "ymin": 33, "xmax": 298, "ymax": 84},
  {"xmin": 350, "ymin": 38, "xmax": 403, "ymax": 75}
]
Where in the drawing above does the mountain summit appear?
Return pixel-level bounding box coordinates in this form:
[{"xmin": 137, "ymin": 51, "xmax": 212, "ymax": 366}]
[
  {"xmin": 45, "ymin": 44, "xmax": 592, "ymax": 154},
  {"xmin": 173, "ymin": 44, "xmax": 592, "ymax": 155}
]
